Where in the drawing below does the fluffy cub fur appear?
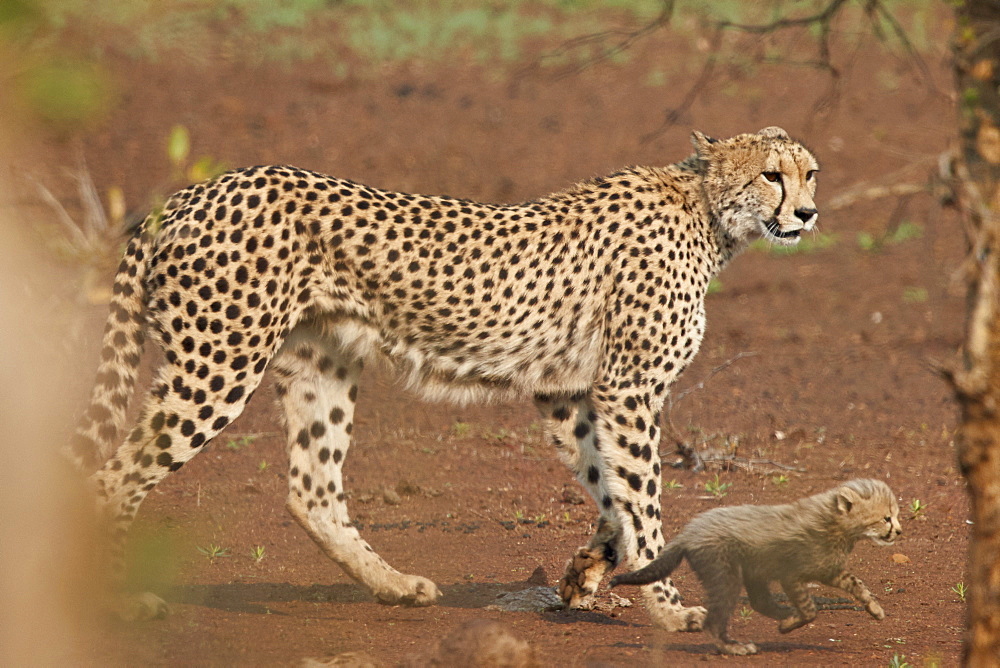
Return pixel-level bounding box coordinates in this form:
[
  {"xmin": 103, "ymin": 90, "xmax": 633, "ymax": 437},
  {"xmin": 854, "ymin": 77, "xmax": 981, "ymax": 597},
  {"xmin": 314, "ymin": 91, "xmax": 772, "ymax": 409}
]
[{"xmin": 610, "ymin": 479, "xmax": 901, "ymax": 655}]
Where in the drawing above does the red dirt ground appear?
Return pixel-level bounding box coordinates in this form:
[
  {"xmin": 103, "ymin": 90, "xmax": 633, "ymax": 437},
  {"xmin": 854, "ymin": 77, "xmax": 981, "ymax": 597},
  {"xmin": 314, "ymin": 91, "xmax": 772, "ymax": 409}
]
[{"xmin": 12, "ymin": 15, "xmax": 971, "ymax": 667}]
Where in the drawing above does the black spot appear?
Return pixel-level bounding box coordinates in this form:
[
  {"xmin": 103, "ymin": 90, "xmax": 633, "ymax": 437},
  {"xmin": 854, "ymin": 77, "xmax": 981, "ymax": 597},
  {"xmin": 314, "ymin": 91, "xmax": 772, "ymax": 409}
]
[
  {"xmin": 224, "ymin": 386, "xmax": 245, "ymax": 404},
  {"xmin": 627, "ymin": 473, "xmax": 642, "ymax": 491},
  {"xmin": 329, "ymin": 407, "xmax": 345, "ymax": 424}
]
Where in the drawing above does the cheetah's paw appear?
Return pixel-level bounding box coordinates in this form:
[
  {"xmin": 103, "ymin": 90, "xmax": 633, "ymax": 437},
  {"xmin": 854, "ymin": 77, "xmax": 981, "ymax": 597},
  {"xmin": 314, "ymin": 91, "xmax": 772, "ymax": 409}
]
[
  {"xmin": 373, "ymin": 575, "xmax": 441, "ymax": 607},
  {"xmin": 557, "ymin": 546, "xmax": 612, "ymax": 610},
  {"xmin": 648, "ymin": 603, "xmax": 706, "ymax": 632}
]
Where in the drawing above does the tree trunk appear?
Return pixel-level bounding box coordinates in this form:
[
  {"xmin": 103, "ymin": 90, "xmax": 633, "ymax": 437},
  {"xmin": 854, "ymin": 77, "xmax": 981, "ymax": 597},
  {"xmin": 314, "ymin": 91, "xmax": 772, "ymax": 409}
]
[{"xmin": 952, "ymin": 3, "xmax": 1000, "ymax": 664}]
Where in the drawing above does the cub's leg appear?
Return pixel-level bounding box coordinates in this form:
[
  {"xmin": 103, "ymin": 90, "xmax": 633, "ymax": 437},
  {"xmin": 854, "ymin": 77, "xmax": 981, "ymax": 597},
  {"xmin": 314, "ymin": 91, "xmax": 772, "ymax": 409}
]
[
  {"xmin": 276, "ymin": 332, "xmax": 440, "ymax": 606},
  {"xmin": 744, "ymin": 577, "xmax": 792, "ymax": 621},
  {"xmin": 692, "ymin": 559, "xmax": 758, "ymax": 655},
  {"xmin": 572, "ymin": 382, "xmax": 704, "ymax": 632},
  {"xmin": 93, "ymin": 356, "xmax": 265, "ymax": 620},
  {"xmin": 824, "ymin": 570, "xmax": 885, "ymax": 620},
  {"xmin": 777, "ymin": 579, "xmax": 818, "ymax": 633}
]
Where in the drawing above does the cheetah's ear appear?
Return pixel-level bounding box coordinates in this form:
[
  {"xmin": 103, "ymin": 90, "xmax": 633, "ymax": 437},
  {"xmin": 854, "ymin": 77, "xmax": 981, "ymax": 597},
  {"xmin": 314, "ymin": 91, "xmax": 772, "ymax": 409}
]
[
  {"xmin": 757, "ymin": 126, "xmax": 790, "ymax": 140},
  {"xmin": 691, "ymin": 130, "xmax": 718, "ymax": 156},
  {"xmin": 835, "ymin": 487, "xmax": 861, "ymax": 514}
]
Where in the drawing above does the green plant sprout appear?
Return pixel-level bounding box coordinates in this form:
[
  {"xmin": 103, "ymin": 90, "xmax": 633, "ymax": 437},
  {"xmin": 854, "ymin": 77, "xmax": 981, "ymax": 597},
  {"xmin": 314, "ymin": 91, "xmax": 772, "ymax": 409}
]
[
  {"xmin": 887, "ymin": 653, "xmax": 911, "ymax": 668},
  {"xmin": 952, "ymin": 581, "xmax": 967, "ymax": 602},
  {"xmin": 705, "ymin": 474, "xmax": 731, "ymax": 498},
  {"xmin": 196, "ymin": 544, "xmax": 231, "ymax": 560},
  {"xmin": 908, "ymin": 499, "xmax": 927, "ymax": 519},
  {"xmin": 226, "ymin": 434, "xmax": 257, "ymax": 450},
  {"xmin": 250, "ymin": 545, "xmax": 266, "ymax": 562}
]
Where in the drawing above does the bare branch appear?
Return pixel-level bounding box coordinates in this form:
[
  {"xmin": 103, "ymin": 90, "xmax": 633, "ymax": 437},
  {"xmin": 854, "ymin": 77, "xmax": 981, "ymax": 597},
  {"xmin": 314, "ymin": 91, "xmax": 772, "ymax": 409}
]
[
  {"xmin": 521, "ymin": 0, "xmax": 675, "ymax": 79},
  {"xmin": 713, "ymin": 0, "xmax": 850, "ymax": 35},
  {"xmin": 641, "ymin": 26, "xmax": 724, "ymax": 141},
  {"xmin": 640, "ymin": 0, "xmax": 936, "ymax": 141}
]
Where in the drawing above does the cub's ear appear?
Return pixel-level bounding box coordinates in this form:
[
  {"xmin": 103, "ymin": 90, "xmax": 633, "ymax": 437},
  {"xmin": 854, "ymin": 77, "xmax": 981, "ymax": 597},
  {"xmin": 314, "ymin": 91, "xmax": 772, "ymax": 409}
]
[
  {"xmin": 691, "ymin": 130, "xmax": 718, "ymax": 155},
  {"xmin": 757, "ymin": 126, "xmax": 790, "ymax": 140},
  {"xmin": 835, "ymin": 487, "xmax": 861, "ymax": 514}
]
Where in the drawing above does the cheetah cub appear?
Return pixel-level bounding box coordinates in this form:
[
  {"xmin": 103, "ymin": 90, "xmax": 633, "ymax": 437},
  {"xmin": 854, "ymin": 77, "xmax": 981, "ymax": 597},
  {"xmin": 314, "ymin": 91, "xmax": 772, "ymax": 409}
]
[{"xmin": 611, "ymin": 479, "xmax": 901, "ymax": 655}]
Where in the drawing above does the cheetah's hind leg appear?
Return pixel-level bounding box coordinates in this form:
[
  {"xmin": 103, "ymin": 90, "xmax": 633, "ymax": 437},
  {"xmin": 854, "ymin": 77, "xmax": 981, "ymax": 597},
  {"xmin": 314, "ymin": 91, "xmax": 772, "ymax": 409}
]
[{"xmin": 276, "ymin": 331, "xmax": 440, "ymax": 606}]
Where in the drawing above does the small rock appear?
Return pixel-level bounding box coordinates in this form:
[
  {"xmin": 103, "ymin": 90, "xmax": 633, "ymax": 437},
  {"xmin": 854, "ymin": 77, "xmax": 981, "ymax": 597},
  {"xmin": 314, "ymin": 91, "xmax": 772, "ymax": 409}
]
[
  {"xmin": 396, "ymin": 480, "xmax": 421, "ymax": 496},
  {"xmin": 487, "ymin": 587, "xmax": 565, "ymax": 613},
  {"xmin": 891, "ymin": 553, "xmax": 910, "ymax": 564},
  {"xmin": 526, "ymin": 566, "xmax": 549, "ymax": 587},
  {"xmin": 592, "ymin": 591, "xmax": 634, "ymax": 613},
  {"xmin": 409, "ymin": 619, "xmax": 538, "ymax": 668},
  {"xmin": 382, "ymin": 487, "xmax": 402, "ymax": 505}
]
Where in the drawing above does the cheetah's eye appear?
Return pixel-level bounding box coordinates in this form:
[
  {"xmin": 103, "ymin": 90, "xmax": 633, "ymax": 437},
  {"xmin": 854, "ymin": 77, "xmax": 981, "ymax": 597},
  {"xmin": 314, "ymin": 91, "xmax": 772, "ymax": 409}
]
[
  {"xmin": 806, "ymin": 169, "xmax": 818, "ymax": 181},
  {"xmin": 884, "ymin": 516, "xmax": 892, "ymax": 523},
  {"xmin": 762, "ymin": 171, "xmax": 782, "ymax": 183}
]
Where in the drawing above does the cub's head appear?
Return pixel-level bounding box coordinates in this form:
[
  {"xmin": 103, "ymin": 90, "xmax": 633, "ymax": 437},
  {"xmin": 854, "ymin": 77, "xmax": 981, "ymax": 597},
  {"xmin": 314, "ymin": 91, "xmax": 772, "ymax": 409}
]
[
  {"xmin": 692, "ymin": 126, "xmax": 819, "ymax": 248},
  {"xmin": 833, "ymin": 478, "xmax": 902, "ymax": 546}
]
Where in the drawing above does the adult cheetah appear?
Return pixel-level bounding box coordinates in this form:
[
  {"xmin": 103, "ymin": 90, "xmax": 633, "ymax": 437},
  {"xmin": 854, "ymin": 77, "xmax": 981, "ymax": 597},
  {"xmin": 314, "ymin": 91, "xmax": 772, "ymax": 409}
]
[{"xmin": 71, "ymin": 126, "xmax": 819, "ymax": 631}]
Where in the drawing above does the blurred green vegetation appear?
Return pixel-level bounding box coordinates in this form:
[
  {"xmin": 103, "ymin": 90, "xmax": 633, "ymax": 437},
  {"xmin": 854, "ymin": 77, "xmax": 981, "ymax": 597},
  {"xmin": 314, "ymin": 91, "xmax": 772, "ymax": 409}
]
[
  {"xmin": 1, "ymin": 0, "xmax": 942, "ymax": 132},
  {"xmin": 15, "ymin": 1, "xmax": 942, "ymax": 67}
]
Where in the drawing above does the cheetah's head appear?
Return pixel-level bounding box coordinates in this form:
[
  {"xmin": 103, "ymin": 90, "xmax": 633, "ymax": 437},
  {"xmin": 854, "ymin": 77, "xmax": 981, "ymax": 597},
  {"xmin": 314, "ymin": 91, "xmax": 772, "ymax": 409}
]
[{"xmin": 692, "ymin": 126, "xmax": 819, "ymax": 248}]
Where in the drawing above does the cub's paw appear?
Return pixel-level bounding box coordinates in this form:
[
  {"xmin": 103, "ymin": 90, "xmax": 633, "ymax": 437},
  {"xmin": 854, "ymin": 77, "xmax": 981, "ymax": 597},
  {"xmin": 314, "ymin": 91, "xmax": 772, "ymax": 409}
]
[
  {"xmin": 867, "ymin": 600, "xmax": 885, "ymax": 620},
  {"xmin": 374, "ymin": 575, "xmax": 441, "ymax": 607},
  {"xmin": 112, "ymin": 592, "xmax": 170, "ymax": 621},
  {"xmin": 718, "ymin": 641, "xmax": 758, "ymax": 656},
  {"xmin": 778, "ymin": 615, "xmax": 808, "ymax": 634}
]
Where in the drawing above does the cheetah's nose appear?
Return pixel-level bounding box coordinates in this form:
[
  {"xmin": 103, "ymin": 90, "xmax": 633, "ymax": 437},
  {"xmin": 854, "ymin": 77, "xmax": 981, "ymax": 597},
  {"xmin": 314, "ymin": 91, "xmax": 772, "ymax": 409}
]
[{"xmin": 794, "ymin": 208, "xmax": 817, "ymax": 225}]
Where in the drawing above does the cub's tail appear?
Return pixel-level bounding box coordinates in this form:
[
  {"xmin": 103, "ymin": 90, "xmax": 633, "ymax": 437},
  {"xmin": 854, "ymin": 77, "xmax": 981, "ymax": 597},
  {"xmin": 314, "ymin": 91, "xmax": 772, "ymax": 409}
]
[
  {"xmin": 67, "ymin": 221, "xmax": 154, "ymax": 470},
  {"xmin": 609, "ymin": 542, "xmax": 684, "ymax": 587}
]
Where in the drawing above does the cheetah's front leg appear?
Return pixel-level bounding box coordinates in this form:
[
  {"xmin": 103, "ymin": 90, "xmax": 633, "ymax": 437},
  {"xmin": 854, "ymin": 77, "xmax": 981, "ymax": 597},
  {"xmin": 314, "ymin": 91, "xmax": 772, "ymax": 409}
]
[
  {"xmin": 593, "ymin": 386, "xmax": 705, "ymax": 631},
  {"xmin": 276, "ymin": 333, "xmax": 440, "ymax": 606},
  {"xmin": 538, "ymin": 390, "xmax": 704, "ymax": 631},
  {"xmin": 536, "ymin": 395, "xmax": 618, "ymax": 610}
]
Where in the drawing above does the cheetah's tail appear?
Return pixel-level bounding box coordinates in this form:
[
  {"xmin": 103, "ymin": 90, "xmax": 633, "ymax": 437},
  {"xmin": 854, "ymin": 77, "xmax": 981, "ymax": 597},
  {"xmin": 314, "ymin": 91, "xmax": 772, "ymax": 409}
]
[
  {"xmin": 66, "ymin": 221, "xmax": 154, "ymax": 471},
  {"xmin": 608, "ymin": 542, "xmax": 684, "ymax": 588}
]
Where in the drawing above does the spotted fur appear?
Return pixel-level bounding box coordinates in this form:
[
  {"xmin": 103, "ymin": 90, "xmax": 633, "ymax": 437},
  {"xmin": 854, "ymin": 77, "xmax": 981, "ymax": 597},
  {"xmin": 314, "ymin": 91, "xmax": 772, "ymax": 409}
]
[
  {"xmin": 71, "ymin": 127, "xmax": 819, "ymax": 627},
  {"xmin": 610, "ymin": 479, "xmax": 901, "ymax": 655}
]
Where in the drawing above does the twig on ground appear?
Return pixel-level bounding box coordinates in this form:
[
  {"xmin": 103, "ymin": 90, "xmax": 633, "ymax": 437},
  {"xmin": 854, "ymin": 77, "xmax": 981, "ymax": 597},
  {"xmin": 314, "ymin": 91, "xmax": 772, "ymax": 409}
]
[
  {"xmin": 661, "ymin": 351, "xmax": 757, "ymax": 471},
  {"xmin": 698, "ymin": 452, "xmax": 807, "ymax": 474}
]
